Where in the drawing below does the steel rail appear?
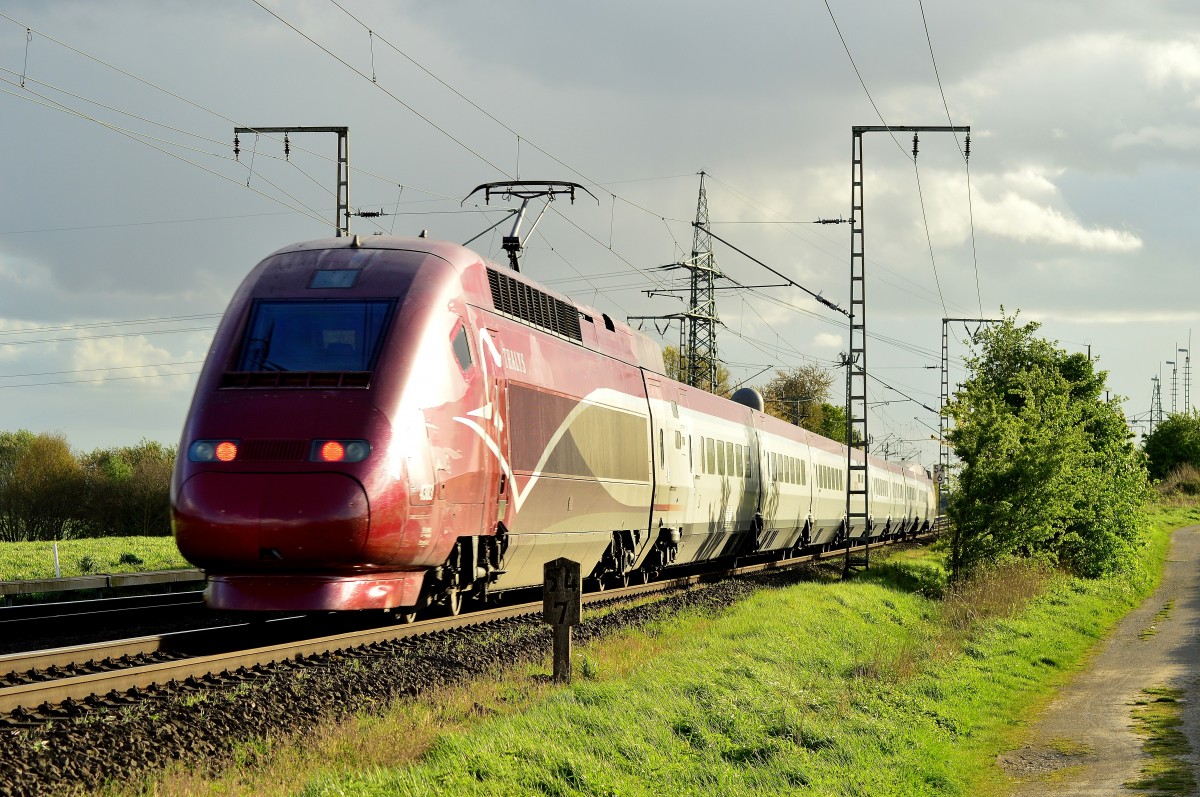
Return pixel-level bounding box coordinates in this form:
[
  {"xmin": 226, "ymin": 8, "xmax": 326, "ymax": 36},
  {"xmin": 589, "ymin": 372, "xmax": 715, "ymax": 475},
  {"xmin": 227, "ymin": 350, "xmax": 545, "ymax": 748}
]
[
  {"xmin": 0, "ymin": 530, "xmax": 939, "ymax": 717},
  {"xmin": 0, "ymin": 590, "xmax": 204, "ymax": 624}
]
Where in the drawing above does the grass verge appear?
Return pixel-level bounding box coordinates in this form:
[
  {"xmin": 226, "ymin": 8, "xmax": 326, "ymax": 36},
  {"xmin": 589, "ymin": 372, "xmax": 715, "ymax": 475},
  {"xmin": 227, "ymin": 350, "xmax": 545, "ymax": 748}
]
[
  {"xmin": 127, "ymin": 505, "xmax": 1192, "ymax": 797},
  {"xmin": 0, "ymin": 536, "xmax": 190, "ymax": 581},
  {"xmin": 1126, "ymin": 687, "xmax": 1198, "ymax": 795}
]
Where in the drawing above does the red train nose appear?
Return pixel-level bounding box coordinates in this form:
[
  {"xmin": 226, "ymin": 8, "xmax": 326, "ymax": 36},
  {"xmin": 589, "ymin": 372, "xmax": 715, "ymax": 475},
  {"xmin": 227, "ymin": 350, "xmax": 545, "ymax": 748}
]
[{"xmin": 173, "ymin": 472, "xmax": 370, "ymax": 568}]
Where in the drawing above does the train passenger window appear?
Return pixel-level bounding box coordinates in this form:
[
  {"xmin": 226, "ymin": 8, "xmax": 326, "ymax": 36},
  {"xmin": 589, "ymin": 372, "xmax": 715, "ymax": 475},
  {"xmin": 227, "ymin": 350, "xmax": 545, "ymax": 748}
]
[
  {"xmin": 689, "ymin": 435, "xmax": 694, "ymax": 473},
  {"xmin": 451, "ymin": 325, "xmax": 473, "ymax": 371},
  {"xmin": 725, "ymin": 441, "xmax": 734, "ymax": 476},
  {"xmin": 801, "ymin": 460, "xmax": 806, "ymax": 485},
  {"xmin": 659, "ymin": 429, "xmax": 665, "ymax": 469},
  {"xmin": 717, "ymin": 441, "xmax": 726, "ymax": 476},
  {"xmin": 237, "ymin": 299, "xmax": 393, "ymax": 373},
  {"xmin": 707, "ymin": 438, "xmax": 716, "ymax": 474}
]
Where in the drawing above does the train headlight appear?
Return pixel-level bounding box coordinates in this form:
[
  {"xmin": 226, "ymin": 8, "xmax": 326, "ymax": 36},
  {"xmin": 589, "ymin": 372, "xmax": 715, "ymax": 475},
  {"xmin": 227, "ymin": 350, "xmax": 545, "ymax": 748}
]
[
  {"xmin": 311, "ymin": 439, "xmax": 371, "ymax": 463},
  {"xmin": 189, "ymin": 440, "xmax": 239, "ymax": 462}
]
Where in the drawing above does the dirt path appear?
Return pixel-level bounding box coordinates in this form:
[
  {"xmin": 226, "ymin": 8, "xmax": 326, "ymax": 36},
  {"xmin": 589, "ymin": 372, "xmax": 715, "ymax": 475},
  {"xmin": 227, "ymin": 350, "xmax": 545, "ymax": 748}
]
[{"xmin": 999, "ymin": 524, "xmax": 1200, "ymax": 795}]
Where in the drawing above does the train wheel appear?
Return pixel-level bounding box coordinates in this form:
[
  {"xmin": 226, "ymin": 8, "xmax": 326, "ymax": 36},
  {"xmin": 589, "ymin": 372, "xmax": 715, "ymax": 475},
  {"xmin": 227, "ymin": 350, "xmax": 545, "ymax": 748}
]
[
  {"xmin": 390, "ymin": 607, "xmax": 418, "ymax": 624},
  {"xmin": 445, "ymin": 587, "xmax": 463, "ymax": 617}
]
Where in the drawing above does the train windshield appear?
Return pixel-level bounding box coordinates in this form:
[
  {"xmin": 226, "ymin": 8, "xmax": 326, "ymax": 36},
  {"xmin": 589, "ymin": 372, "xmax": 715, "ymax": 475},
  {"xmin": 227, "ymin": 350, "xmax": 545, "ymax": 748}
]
[{"xmin": 236, "ymin": 300, "xmax": 394, "ymax": 372}]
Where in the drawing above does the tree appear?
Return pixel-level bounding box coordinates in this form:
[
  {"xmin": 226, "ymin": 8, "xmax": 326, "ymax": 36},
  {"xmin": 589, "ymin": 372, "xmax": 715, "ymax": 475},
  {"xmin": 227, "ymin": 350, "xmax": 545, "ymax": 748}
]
[
  {"xmin": 812, "ymin": 402, "xmax": 854, "ymax": 444},
  {"xmin": 0, "ymin": 431, "xmax": 84, "ymax": 541},
  {"xmin": 944, "ymin": 315, "xmax": 1149, "ymax": 581},
  {"xmin": 1142, "ymin": 410, "xmax": 1200, "ymax": 480},
  {"xmin": 760, "ymin": 365, "xmax": 835, "ymax": 427},
  {"xmin": 663, "ymin": 344, "xmax": 732, "ymax": 397},
  {"xmin": 81, "ymin": 440, "xmax": 175, "ymax": 537}
]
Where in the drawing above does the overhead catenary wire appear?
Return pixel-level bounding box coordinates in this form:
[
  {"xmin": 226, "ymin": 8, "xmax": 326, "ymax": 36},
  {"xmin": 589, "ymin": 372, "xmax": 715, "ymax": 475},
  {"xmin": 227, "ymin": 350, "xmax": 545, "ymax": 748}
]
[
  {"xmin": 0, "ymin": 12, "xmax": 470, "ymax": 207},
  {"xmin": 0, "ymin": 369, "xmax": 201, "ymax": 390},
  {"xmin": 0, "ymin": 80, "xmax": 335, "ymax": 231},
  {"xmin": 2, "ymin": 8, "xmax": 974, "ymax": 425},
  {"xmin": 703, "ymin": 173, "xmax": 977, "ymax": 317},
  {"xmin": 916, "ymin": 0, "xmax": 984, "ymax": 316},
  {"xmin": 0, "ymin": 359, "xmax": 206, "ymax": 380}
]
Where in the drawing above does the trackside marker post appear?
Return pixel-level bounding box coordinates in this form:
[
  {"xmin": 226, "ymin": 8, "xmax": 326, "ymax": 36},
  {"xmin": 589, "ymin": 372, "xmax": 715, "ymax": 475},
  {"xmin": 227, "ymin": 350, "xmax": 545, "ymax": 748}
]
[{"xmin": 543, "ymin": 558, "xmax": 581, "ymax": 683}]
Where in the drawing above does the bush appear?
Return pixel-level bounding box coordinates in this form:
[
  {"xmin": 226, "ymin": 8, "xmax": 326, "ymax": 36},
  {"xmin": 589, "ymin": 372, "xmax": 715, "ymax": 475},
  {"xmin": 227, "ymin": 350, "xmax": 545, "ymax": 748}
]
[
  {"xmin": 944, "ymin": 314, "xmax": 1150, "ymax": 581},
  {"xmin": 1156, "ymin": 463, "xmax": 1200, "ymax": 498},
  {"xmin": 0, "ymin": 430, "xmax": 175, "ymax": 541},
  {"xmin": 1143, "ymin": 411, "xmax": 1200, "ymax": 480}
]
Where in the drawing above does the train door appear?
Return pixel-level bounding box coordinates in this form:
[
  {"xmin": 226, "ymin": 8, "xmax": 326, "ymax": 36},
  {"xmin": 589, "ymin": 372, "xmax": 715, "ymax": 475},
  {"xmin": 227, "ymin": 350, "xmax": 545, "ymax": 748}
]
[
  {"xmin": 480, "ymin": 328, "xmax": 510, "ymax": 539},
  {"xmin": 646, "ymin": 378, "xmax": 672, "ymax": 522},
  {"xmin": 645, "ymin": 378, "xmax": 688, "ymax": 560}
]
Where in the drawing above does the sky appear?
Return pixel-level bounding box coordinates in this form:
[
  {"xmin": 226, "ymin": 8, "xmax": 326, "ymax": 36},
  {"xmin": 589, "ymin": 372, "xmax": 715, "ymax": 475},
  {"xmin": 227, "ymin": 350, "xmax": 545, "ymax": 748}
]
[{"xmin": 1, "ymin": 0, "xmax": 1197, "ymax": 468}]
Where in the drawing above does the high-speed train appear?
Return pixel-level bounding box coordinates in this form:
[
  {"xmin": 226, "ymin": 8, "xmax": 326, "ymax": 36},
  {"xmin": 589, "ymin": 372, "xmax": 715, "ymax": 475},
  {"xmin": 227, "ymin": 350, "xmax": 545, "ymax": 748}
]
[{"xmin": 171, "ymin": 235, "xmax": 936, "ymax": 616}]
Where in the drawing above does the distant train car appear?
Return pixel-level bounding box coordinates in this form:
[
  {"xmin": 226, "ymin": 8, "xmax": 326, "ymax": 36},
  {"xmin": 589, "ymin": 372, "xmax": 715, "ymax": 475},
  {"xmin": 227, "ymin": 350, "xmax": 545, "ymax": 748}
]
[{"xmin": 171, "ymin": 235, "xmax": 935, "ymax": 617}]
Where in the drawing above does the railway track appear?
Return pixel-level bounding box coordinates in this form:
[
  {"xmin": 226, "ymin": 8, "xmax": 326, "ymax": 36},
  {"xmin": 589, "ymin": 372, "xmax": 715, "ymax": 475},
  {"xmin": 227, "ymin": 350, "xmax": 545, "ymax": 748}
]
[
  {"xmin": 0, "ymin": 591, "xmax": 207, "ymax": 649},
  {"xmin": 0, "ymin": 532, "xmax": 934, "ymax": 724}
]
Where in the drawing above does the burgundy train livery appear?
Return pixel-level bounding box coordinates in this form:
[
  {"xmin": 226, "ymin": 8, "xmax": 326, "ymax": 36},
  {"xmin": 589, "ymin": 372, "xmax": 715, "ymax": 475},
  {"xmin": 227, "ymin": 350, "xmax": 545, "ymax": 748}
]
[{"xmin": 171, "ymin": 235, "xmax": 936, "ymax": 615}]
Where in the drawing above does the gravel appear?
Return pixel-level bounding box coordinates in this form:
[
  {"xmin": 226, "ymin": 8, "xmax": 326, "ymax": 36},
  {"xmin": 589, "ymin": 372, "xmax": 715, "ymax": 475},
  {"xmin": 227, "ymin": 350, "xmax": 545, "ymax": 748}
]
[{"xmin": 0, "ymin": 568, "xmax": 811, "ymax": 796}]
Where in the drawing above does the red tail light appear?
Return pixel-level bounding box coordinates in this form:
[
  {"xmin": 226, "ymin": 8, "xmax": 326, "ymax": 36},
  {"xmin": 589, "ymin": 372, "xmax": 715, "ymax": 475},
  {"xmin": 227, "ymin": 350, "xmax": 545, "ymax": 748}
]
[
  {"xmin": 311, "ymin": 439, "xmax": 370, "ymax": 463},
  {"xmin": 188, "ymin": 440, "xmax": 240, "ymax": 462},
  {"xmin": 320, "ymin": 441, "xmax": 345, "ymax": 462}
]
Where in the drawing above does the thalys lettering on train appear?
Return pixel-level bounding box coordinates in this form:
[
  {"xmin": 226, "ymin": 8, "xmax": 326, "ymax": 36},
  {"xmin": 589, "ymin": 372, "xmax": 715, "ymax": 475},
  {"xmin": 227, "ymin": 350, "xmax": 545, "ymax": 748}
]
[{"xmin": 170, "ymin": 235, "xmax": 936, "ymax": 617}]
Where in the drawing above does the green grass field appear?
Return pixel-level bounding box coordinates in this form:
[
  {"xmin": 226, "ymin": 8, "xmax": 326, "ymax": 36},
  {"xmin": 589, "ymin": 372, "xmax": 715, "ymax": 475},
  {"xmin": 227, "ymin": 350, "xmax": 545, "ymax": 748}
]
[
  {"xmin": 137, "ymin": 504, "xmax": 1197, "ymax": 797},
  {"xmin": 0, "ymin": 536, "xmax": 191, "ymax": 581}
]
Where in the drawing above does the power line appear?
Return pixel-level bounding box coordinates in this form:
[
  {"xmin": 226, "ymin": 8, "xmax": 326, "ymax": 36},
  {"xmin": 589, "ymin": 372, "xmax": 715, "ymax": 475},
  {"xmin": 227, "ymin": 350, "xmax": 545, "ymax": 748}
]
[
  {"xmin": 0, "ymin": 80, "xmax": 335, "ymax": 230},
  {"xmin": 916, "ymin": 0, "xmax": 983, "ymax": 316},
  {"xmin": 0, "ymin": 369, "xmax": 200, "ymax": 390},
  {"xmin": 248, "ymin": 0, "xmax": 507, "ymax": 177},
  {"xmin": 0, "ymin": 325, "xmax": 216, "ymax": 347},
  {"xmin": 911, "ymin": 155, "xmax": 949, "ymax": 316},
  {"xmin": 0, "ymin": 12, "xmax": 465, "ymax": 206},
  {"xmin": 822, "ymin": 1, "xmax": 911, "ymax": 161},
  {"xmin": 0, "ymin": 359, "xmax": 205, "ymax": 380},
  {"xmin": 0, "ymin": 314, "xmax": 221, "ymax": 337},
  {"xmin": 704, "ymin": 173, "xmax": 976, "ymax": 316}
]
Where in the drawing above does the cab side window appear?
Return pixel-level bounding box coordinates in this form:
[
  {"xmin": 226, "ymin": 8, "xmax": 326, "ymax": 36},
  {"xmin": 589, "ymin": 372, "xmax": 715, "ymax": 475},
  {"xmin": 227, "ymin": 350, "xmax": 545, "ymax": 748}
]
[{"xmin": 452, "ymin": 324, "xmax": 473, "ymax": 371}]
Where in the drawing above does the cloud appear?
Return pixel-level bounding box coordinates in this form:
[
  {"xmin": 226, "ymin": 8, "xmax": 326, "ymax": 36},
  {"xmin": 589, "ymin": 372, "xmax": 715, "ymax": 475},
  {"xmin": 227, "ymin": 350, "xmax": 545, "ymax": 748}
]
[
  {"xmin": 917, "ymin": 166, "xmax": 1142, "ymax": 252},
  {"xmin": 1144, "ymin": 37, "xmax": 1200, "ymax": 89},
  {"xmin": 976, "ymin": 192, "xmax": 1142, "ymax": 251},
  {"xmin": 1025, "ymin": 308, "xmax": 1200, "ymax": 325},
  {"xmin": 1111, "ymin": 125, "xmax": 1200, "ymax": 151},
  {"xmin": 71, "ymin": 335, "xmax": 196, "ymax": 390},
  {"xmin": 813, "ymin": 332, "xmax": 843, "ymax": 348}
]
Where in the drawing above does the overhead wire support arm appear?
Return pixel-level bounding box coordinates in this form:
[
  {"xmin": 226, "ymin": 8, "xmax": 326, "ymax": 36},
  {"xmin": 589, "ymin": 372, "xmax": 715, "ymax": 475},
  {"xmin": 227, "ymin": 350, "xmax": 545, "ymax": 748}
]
[
  {"xmin": 694, "ymin": 223, "xmax": 849, "ymax": 318},
  {"xmin": 235, "ymin": 126, "xmax": 349, "ymax": 237}
]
